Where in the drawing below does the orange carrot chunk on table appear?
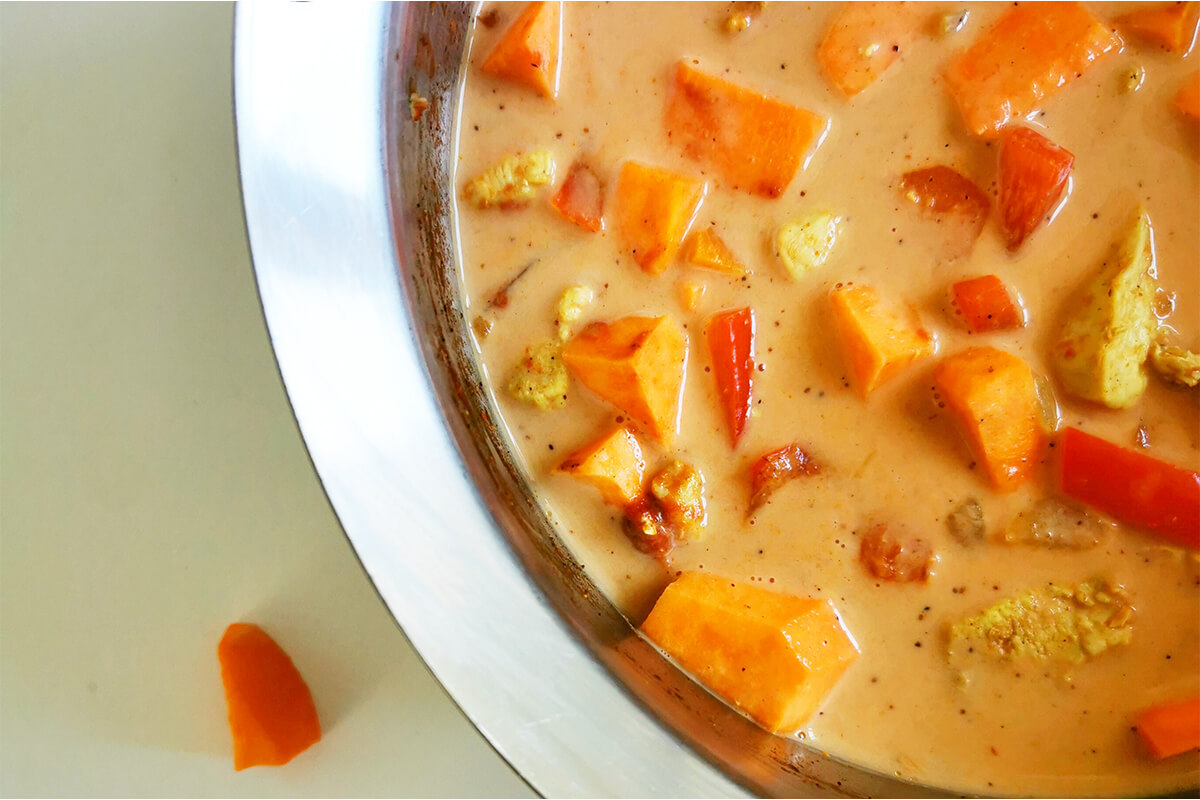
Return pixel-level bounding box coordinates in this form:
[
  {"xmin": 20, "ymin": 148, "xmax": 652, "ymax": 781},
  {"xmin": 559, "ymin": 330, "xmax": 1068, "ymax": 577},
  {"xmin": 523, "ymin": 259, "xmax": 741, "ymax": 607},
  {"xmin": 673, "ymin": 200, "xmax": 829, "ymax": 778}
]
[
  {"xmin": 551, "ymin": 161, "xmax": 604, "ymax": 232},
  {"xmin": 218, "ymin": 623, "xmax": 321, "ymax": 771},
  {"xmin": 683, "ymin": 228, "xmax": 747, "ymax": 275},
  {"xmin": 562, "ymin": 315, "xmax": 688, "ymax": 445},
  {"xmin": 951, "ymin": 275, "xmax": 1024, "ymax": 333},
  {"xmin": 641, "ymin": 571, "xmax": 859, "ymax": 734},
  {"xmin": 998, "ymin": 127, "xmax": 1074, "ymax": 250},
  {"xmin": 705, "ymin": 307, "xmax": 755, "ymax": 446},
  {"xmin": 944, "ymin": 2, "xmax": 1123, "ymax": 138},
  {"xmin": 818, "ymin": 2, "xmax": 921, "ymax": 97},
  {"xmin": 1116, "ymin": 2, "xmax": 1199, "ymax": 54},
  {"xmin": 829, "ymin": 283, "xmax": 934, "ymax": 397},
  {"xmin": 1176, "ymin": 71, "xmax": 1200, "ymax": 118},
  {"xmin": 556, "ymin": 425, "xmax": 646, "ymax": 506},
  {"xmin": 480, "ymin": 1, "xmax": 562, "ymax": 99},
  {"xmin": 933, "ymin": 347, "xmax": 1046, "ymax": 492},
  {"xmin": 614, "ymin": 162, "xmax": 706, "ymax": 275},
  {"xmin": 1136, "ymin": 697, "xmax": 1200, "ymax": 759},
  {"xmin": 899, "ymin": 166, "xmax": 990, "ymax": 258},
  {"xmin": 664, "ymin": 60, "xmax": 826, "ymax": 199}
]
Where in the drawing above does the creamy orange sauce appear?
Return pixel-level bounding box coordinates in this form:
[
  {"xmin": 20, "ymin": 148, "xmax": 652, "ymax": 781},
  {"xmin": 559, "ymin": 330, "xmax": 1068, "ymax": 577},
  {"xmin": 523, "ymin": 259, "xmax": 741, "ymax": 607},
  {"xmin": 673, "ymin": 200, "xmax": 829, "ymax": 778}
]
[{"xmin": 452, "ymin": 3, "xmax": 1200, "ymax": 795}]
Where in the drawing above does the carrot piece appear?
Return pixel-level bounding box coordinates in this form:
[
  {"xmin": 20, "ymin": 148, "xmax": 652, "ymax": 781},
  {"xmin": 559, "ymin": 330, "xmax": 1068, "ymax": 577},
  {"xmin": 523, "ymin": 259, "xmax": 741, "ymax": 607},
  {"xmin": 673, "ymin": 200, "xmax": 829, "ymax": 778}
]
[
  {"xmin": 817, "ymin": 2, "xmax": 921, "ymax": 97},
  {"xmin": 933, "ymin": 347, "xmax": 1046, "ymax": 492},
  {"xmin": 998, "ymin": 127, "xmax": 1074, "ymax": 250},
  {"xmin": 706, "ymin": 307, "xmax": 755, "ymax": 445},
  {"xmin": 556, "ymin": 425, "xmax": 646, "ymax": 506},
  {"xmin": 944, "ymin": 2, "xmax": 1123, "ymax": 138},
  {"xmin": 683, "ymin": 228, "xmax": 747, "ymax": 276},
  {"xmin": 748, "ymin": 443, "xmax": 819, "ymax": 513},
  {"xmin": 677, "ymin": 280, "xmax": 707, "ymax": 312},
  {"xmin": 829, "ymin": 283, "xmax": 934, "ymax": 397},
  {"xmin": 1116, "ymin": 3, "xmax": 1198, "ymax": 54},
  {"xmin": 1136, "ymin": 697, "xmax": 1200, "ymax": 759},
  {"xmin": 1059, "ymin": 427, "xmax": 1200, "ymax": 548},
  {"xmin": 951, "ymin": 275, "xmax": 1024, "ymax": 333},
  {"xmin": 551, "ymin": 161, "xmax": 604, "ymax": 232},
  {"xmin": 615, "ymin": 162, "xmax": 706, "ymax": 275},
  {"xmin": 1176, "ymin": 71, "xmax": 1200, "ymax": 119},
  {"xmin": 899, "ymin": 166, "xmax": 990, "ymax": 258},
  {"xmin": 218, "ymin": 623, "xmax": 321, "ymax": 771},
  {"xmin": 562, "ymin": 315, "xmax": 688, "ymax": 445},
  {"xmin": 665, "ymin": 60, "xmax": 826, "ymax": 198},
  {"xmin": 479, "ymin": 1, "xmax": 561, "ymax": 99},
  {"xmin": 641, "ymin": 571, "xmax": 859, "ymax": 734}
]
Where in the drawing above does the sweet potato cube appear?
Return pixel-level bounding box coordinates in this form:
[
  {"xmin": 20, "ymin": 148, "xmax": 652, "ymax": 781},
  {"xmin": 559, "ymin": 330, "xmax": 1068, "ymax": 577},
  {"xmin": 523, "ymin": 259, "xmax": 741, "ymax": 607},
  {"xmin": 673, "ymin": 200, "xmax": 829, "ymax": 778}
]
[
  {"xmin": 1177, "ymin": 71, "xmax": 1200, "ymax": 119},
  {"xmin": 480, "ymin": 1, "xmax": 562, "ymax": 99},
  {"xmin": 665, "ymin": 60, "xmax": 826, "ymax": 198},
  {"xmin": 818, "ymin": 2, "xmax": 921, "ymax": 97},
  {"xmin": 615, "ymin": 162, "xmax": 706, "ymax": 275},
  {"xmin": 562, "ymin": 315, "xmax": 688, "ymax": 445},
  {"xmin": 641, "ymin": 572, "xmax": 859, "ymax": 734},
  {"xmin": 1116, "ymin": 3, "xmax": 1199, "ymax": 53},
  {"xmin": 829, "ymin": 284, "xmax": 933, "ymax": 396},
  {"xmin": 684, "ymin": 228, "xmax": 747, "ymax": 275},
  {"xmin": 556, "ymin": 426, "xmax": 646, "ymax": 506},
  {"xmin": 934, "ymin": 347, "xmax": 1046, "ymax": 492},
  {"xmin": 944, "ymin": 3, "xmax": 1123, "ymax": 137}
]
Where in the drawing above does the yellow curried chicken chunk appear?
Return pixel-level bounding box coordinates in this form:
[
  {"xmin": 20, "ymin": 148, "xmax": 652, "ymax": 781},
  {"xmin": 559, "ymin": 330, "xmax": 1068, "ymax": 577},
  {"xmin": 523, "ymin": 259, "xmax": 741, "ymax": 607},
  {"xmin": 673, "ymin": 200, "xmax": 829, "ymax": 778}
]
[
  {"xmin": 464, "ymin": 151, "xmax": 555, "ymax": 208},
  {"xmin": 506, "ymin": 340, "xmax": 568, "ymax": 409},
  {"xmin": 555, "ymin": 285, "xmax": 595, "ymax": 341},
  {"xmin": 1150, "ymin": 341, "xmax": 1200, "ymax": 388},
  {"xmin": 649, "ymin": 460, "xmax": 707, "ymax": 540},
  {"xmin": 776, "ymin": 212, "xmax": 843, "ymax": 281}
]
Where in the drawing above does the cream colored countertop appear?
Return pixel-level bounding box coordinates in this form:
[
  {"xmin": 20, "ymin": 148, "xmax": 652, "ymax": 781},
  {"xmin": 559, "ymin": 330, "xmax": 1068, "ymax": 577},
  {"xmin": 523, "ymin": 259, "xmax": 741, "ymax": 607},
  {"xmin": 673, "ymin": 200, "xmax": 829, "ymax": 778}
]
[{"xmin": 0, "ymin": 4, "xmax": 532, "ymax": 796}]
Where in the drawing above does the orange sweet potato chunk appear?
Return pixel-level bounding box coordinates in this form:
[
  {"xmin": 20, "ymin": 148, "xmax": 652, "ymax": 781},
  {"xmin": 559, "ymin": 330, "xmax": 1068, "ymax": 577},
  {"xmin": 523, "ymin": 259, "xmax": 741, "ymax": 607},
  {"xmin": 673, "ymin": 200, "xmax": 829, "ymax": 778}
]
[
  {"xmin": 218, "ymin": 623, "xmax": 321, "ymax": 771},
  {"xmin": 933, "ymin": 347, "xmax": 1046, "ymax": 492},
  {"xmin": 944, "ymin": 2, "xmax": 1123, "ymax": 138},
  {"xmin": 829, "ymin": 284, "xmax": 934, "ymax": 397},
  {"xmin": 480, "ymin": 1, "xmax": 562, "ymax": 99},
  {"xmin": 615, "ymin": 162, "xmax": 707, "ymax": 275},
  {"xmin": 683, "ymin": 228, "xmax": 747, "ymax": 276},
  {"xmin": 562, "ymin": 315, "xmax": 688, "ymax": 445},
  {"xmin": 1116, "ymin": 2, "xmax": 1198, "ymax": 53},
  {"xmin": 818, "ymin": 2, "xmax": 921, "ymax": 97},
  {"xmin": 556, "ymin": 425, "xmax": 646, "ymax": 506},
  {"xmin": 641, "ymin": 572, "xmax": 859, "ymax": 734},
  {"xmin": 1177, "ymin": 71, "xmax": 1200, "ymax": 118},
  {"xmin": 665, "ymin": 60, "xmax": 826, "ymax": 198}
]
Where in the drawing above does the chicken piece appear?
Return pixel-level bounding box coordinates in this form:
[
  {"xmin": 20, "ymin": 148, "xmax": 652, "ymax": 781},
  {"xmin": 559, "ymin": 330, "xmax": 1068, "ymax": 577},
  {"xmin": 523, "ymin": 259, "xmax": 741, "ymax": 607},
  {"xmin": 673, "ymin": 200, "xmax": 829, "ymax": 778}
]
[
  {"xmin": 1150, "ymin": 341, "xmax": 1200, "ymax": 388},
  {"xmin": 949, "ymin": 580, "xmax": 1134, "ymax": 664},
  {"xmin": 776, "ymin": 213, "xmax": 843, "ymax": 281},
  {"xmin": 1000, "ymin": 498, "xmax": 1115, "ymax": 549},
  {"xmin": 506, "ymin": 340, "xmax": 568, "ymax": 409},
  {"xmin": 649, "ymin": 460, "xmax": 707, "ymax": 540},
  {"xmin": 464, "ymin": 151, "xmax": 555, "ymax": 208},
  {"xmin": 555, "ymin": 285, "xmax": 595, "ymax": 341}
]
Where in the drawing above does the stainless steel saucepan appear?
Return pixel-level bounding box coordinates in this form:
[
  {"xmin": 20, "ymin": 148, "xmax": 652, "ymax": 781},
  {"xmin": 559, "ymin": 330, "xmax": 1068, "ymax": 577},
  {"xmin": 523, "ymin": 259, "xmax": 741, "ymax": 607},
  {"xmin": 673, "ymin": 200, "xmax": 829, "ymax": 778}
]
[{"xmin": 234, "ymin": 4, "xmax": 935, "ymax": 796}]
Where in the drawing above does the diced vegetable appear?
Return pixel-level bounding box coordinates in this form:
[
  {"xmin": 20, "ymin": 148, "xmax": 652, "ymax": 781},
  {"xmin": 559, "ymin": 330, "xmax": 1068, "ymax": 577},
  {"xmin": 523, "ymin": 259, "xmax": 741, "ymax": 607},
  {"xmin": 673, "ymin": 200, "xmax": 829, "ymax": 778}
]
[
  {"xmin": 706, "ymin": 307, "xmax": 756, "ymax": 445},
  {"xmin": 623, "ymin": 496, "xmax": 676, "ymax": 561},
  {"xmin": 946, "ymin": 498, "xmax": 985, "ymax": 545},
  {"xmin": 640, "ymin": 571, "xmax": 859, "ymax": 734},
  {"xmin": 677, "ymin": 280, "xmax": 707, "ymax": 312},
  {"xmin": 858, "ymin": 523, "xmax": 934, "ymax": 583},
  {"xmin": 1051, "ymin": 211, "xmax": 1158, "ymax": 409},
  {"xmin": 1176, "ymin": 71, "xmax": 1200, "ymax": 118},
  {"xmin": 1151, "ymin": 340, "xmax": 1200, "ymax": 387},
  {"xmin": 829, "ymin": 283, "xmax": 934, "ymax": 397},
  {"xmin": 551, "ymin": 161, "xmax": 604, "ymax": 232},
  {"xmin": 997, "ymin": 127, "xmax": 1075, "ymax": 250},
  {"xmin": 817, "ymin": 2, "xmax": 921, "ymax": 97},
  {"xmin": 1058, "ymin": 426, "xmax": 1200, "ymax": 549},
  {"xmin": 899, "ymin": 166, "xmax": 990, "ymax": 258},
  {"xmin": 933, "ymin": 347, "xmax": 1045, "ymax": 492},
  {"xmin": 218, "ymin": 623, "xmax": 321, "ymax": 771},
  {"xmin": 776, "ymin": 212, "xmax": 843, "ymax": 280},
  {"xmin": 943, "ymin": 2, "xmax": 1123, "ymax": 137},
  {"xmin": 562, "ymin": 315, "xmax": 688, "ymax": 445},
  {"xmin": 748, "ymin": 443, "xmax": 820, "ymax": 513},
  {"xmin": 480, "ymin": 0, "xmax": 562, "ymax": 99},
  {"xmin": 507, "ymin": 340, "xmax": 569, "ymax": 409},
  {"xmin": 664, "ymin": 60, "xmax": 827, "ymax": 198},
  {"xmin": 555, "ymin": 285, "xmax": 594, "ymax": 341},
  {"xmin": 1116, "ymin": 3, "xmax": 1199, "ymax": 54},
  {"xmin": 556, "ymin": 426, "xmax": 646, "ymax": 506},
  {"xmin": 951, "ymin": 275, "xmax": 1024, "ymax": 333},
  {"xmin": 1000, "ymin": 498, "xmax": 1114, "ymax": 549},
  {"xmin": 948, "ymin": 580, "xmax": 1134, "ymax": 664},
  {"xmin": 464, "ymin": 151, "xmax": 555, "ymax": 208},
  {"xmin": 1136, "ymin": 697, "xmax": 1200, "ymax": 759},
  {"xmin": 684, "ymin": 228, "xmax": 747, "ymax": 276},
  {"xmin": 649, "ymin": 460, "xmax": 708, "ymax": 540},
  {"xmin": 615, "ymin": 162, "xmax": 706, "ymax": 275}
]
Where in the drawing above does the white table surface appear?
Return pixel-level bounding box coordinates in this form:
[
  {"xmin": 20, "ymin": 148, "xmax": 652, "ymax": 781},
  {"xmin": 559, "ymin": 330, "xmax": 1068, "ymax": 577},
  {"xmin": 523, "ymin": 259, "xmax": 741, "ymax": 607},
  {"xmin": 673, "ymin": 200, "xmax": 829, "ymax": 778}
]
[{"xmin": 0, "ymin": 4, "xmax": 534, "ymax": 796}]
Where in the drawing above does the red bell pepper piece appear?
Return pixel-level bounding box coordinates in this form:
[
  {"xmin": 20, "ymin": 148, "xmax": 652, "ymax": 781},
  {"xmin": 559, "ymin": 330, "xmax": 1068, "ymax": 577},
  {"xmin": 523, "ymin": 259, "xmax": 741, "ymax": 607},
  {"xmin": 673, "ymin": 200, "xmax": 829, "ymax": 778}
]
[
  {"xmin": 1059, "ymin": 427, "xmax": 1200, "ymax": 548},
  {"xmin": 706, "ymin": 307, "xmax": 755, "ymax": 446},
  {"xmin": 997, "ymin": 127, "xmax": 1074, "ymax": 250},
  {"xmin": 898, "ymin": 166, "xmax": 990, "ymax": 259},
  {"xmin": 551, "ymin": 161, "xmax": 604, "ymax": 232},
  {"xmin": 951, "ymin": 275, "xmax": 1024, "ymax": 333}
]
